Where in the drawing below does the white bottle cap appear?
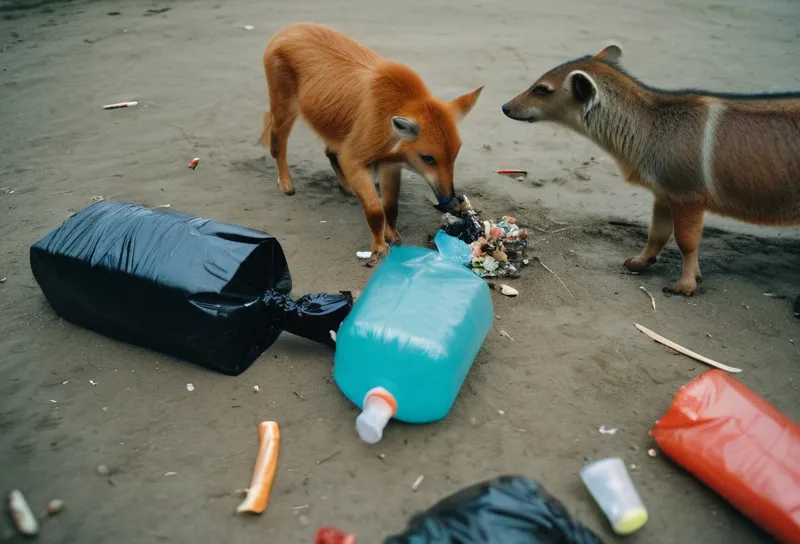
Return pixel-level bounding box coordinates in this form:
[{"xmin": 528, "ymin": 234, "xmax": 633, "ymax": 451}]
[{"xmin": 355, "ymin": 387, "xmax": 397, "ymax": 444}]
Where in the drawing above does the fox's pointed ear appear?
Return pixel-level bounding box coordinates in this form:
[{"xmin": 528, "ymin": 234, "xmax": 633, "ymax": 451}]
[
  {"xmin": 594, "ymin": 44, "xmax": 622, "ymax": 62},
  {"xmin": 567, "ymin": 70, "xmax": 598, "ymax": 104},
  {"xmin": 448, "ymin": 86, "xmax": 483, "ymax": 121},
  {"xmin": 391, "ymin": 116, "xmax": 420, "ymax": 141}
]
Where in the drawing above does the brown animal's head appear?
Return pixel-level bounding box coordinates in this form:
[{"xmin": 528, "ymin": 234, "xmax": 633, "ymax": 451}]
[
  {"xmin": 389, "ymin": 87, "xmax": 483, "ymax": 210},
  {"xmin": 502, "ymin": 45, "xmax": 623, "ymax": 131}
]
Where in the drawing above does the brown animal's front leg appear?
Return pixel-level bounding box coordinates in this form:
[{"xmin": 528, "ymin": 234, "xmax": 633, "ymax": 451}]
[
  {"xmin": 339, "ymin": 157, "xmax": 390, "ymax": 263},
  {"xmin": 325, "ymin": 148, "xmax": 352, "ymax": 193},
  {"xmin": 379, "ymin": 163, "xmax": 402, "ymax": 244},
  {"xmin": 625, "ymin": 197, "xmax": 673, "ymax": 272},
  {"xmin": 664, "ymin": 203, "xmax": 704, "ymax": 296}
]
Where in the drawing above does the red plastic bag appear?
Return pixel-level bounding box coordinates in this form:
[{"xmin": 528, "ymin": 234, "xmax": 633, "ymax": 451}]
[
  {"xmin": 315, "ymin": 526, "xmax": 355, "ymax": 544},
  {"xmin": 651, "ymin": 370, "xmax": 800, "ymax": 544}
]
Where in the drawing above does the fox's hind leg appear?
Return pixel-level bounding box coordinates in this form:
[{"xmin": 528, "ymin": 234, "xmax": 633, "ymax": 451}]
[
  {"xmin": 264, "ymin": 52, "xmax": 298, "ymax": 195},
  {"xmin": 625, "ymin": 197, "xmax": 673, "ymax": 271},
  {"xmin": 664, "ymin": 203, "xmax": 704, "ymax": 296},
  {"xmin": 325, "ymin": 148, "xmax": 352, "ymax": 193}
]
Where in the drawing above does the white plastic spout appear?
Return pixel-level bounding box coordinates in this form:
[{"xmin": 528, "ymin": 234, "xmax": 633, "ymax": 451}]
[{"xmin": 355, "ymin": 387, "xmax": 397, "ymax": 444}]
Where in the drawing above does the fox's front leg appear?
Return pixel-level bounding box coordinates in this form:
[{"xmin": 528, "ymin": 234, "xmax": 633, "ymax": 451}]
[
  {"xmin": 379, "ymin": 163, "xmax": 402, "ymax": 244},
  {"xmin": 625, "ymin": 197, "xmax": 673, "ymax": 272},
  {"xmin": 339, "ymin": 157, "xmax": 390, "ymax": 263},
  {"xmin": 664, "ymin": 203, "xmax": 704, "ymax": 296}
]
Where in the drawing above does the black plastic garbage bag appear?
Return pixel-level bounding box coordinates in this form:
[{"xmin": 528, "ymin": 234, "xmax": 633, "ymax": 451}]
[
  {"xmin": 384, "ymin": 475, "xmax": 603, "ymax": 544},
  {"xmin": 30, "ymin": 201, "xmax": 353, "ymax": 376}
]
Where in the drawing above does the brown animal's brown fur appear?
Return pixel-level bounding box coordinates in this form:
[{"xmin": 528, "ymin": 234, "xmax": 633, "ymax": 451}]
[
  {"xmin": 261, "ymin": 23, "xmax": 482, "ymax": 260},
  {"xmin": 502, "ymin": 45, "xmax": 800, "ymax": 295}
]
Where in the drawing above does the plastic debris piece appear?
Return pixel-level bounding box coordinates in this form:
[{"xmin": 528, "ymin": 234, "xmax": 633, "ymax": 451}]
[
  {"xmin": 237, "ymin": 421, "xmax": 280, "ymax": 515},
  {"xmin": 0, "ymin": 277, "xmax": 6, "ymax": 283},
  {"xmin": 598, "ymin": 425, "xmax": 617, "ymax": 435},
  {"xmin": 385, "ymin": 475, "xmax": 601, "ymax": 543},
  {"xmin": 356, "ymin": 251, "xmax": 372, "ymax": 259},
  {"xmin": 96, "ymin": 464, "xmax": 111, "ymax": 476},
  {"xmin": 46, "ymin": 499, "xmax": 64, "ymax": 516},
  {"xmin": 581, "ymin": 457, "xmax": 648, "ymax": 535},
  {"xmin": 164, "ymin": 472, "xmax": 177, "ymax": 476},
  {"xmin": 647, "ymin": 449, "xmax": 657, "ymax": 458},
  {"xmin": 8, "ymin": 490, "xmax": 38, "ymax": 537},
  {"xmin": 243, "ymin": 25, "xmax": 255, "ymax": 30},
  {"xmin": 186, "ymin": 383, "xmax": 194, "ymax": 392},
  {"xmin": 91, "ymin": 196, "xmax": 104, "ymax": 202},
  {"xmin": 103, "ymin": 101, "xmax": 138, "ymax": 110},
  {"xmin": 188, "ymin": 158, "xmax": 199, "ymax": 170},
  {"xmin": 500, "ymin": 284, "xmax": 518, "ymax": 297},
  {"xmin": 316, "ymin": 526, "xmax": 357, "ymax": 544},
  {"xmin": 651, "ymin": 370, "xmax": 800, "ymax": 543},
  {"xmin": 253, "ymin": 385, "xmax": 260, "ymax": 393},
  {"xmin": 411, "ymin": 475, "xmax": 424, "ymax": 492}
]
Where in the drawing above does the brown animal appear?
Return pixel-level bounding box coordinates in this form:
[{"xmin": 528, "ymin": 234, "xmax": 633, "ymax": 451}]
[
  {"xmin": 502, "ymin": 45, "xmax": 800, "ymax": 295},
  {"xmin": 260, "ymin": 23, "xmax": 482, "ymax": 261}
]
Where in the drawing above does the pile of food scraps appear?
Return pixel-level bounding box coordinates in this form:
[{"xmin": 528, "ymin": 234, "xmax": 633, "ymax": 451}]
[{"xmin": 438, "ymin": 196, "xmax": 530, "ymax": 278}]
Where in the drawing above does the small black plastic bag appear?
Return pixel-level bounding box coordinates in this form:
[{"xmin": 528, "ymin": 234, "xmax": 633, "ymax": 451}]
[
  {"xmin": 30, "ymin": 201, "xmax": 353, "ymax": 375},
  {"xmin": 384, "ymin": 475, "xmax": 603, "ymax": 544}
]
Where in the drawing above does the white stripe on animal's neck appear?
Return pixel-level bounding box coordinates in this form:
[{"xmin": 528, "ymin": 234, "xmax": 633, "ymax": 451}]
[{"xmin": 701, "ymin": 101, "xmax": 724, "ymax": 199}]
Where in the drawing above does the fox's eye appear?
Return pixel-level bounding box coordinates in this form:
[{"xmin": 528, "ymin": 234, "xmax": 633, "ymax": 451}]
[
  {"xmin": 420, "ymin": 154, "xmax": 437, "ymax": 165},
  {"xmin": 532, "ymin": 85, "xmax": 552, "ymax": 96}
]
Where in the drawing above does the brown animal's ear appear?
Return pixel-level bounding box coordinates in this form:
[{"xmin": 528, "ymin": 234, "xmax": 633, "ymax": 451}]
[
  {"xmin": 391, "ymin": 116, "xmax": 420, "ymax": 141},
  {"xmin": 567, "ymin": 70, "xmax": 598, "ymax": 104},
  {"xmin": 448, "ymin": 86, "xmax": 483, "ymax": 121},
  {"xmin": 594, "ymin": 44, "xmax": 622, "ymax": 62}
]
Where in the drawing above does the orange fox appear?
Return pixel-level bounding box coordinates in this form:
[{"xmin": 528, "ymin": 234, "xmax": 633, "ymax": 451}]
[{"xmin": 260, "ymin": 23, "xmax": 482, "ymax": 261}]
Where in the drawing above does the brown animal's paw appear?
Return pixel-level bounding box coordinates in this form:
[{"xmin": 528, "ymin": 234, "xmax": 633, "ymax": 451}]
[
  {"xmin": 278, "ymin": 178, "xmax": 295, "ymax": 196},
  {"xmin": 663, "ymin": 277, "xmax": 698, "ymax": 297},
  {"xmin": 624, "ymin": 255, "xmax": 657, "ymax": 272},
  {"xmin": 385, "ymin": 228, "xmax": 402, "ymax": 245},
  {"xmin": 365, "ymin": 242, "xmax": 391, "ymax": 268}
]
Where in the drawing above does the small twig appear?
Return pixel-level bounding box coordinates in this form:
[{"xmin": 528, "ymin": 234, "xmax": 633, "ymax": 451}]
[
  {"xmin": 411, "ymin": 475, "xmax": 425, "ymax": 492},
  {"xmin": 639, "ymin": 286, "xmax": 656, "ymax": 310},
  {"xmin": 291, "ymin": 504, "xmax": 309, "ymax": 511},
  {"xmin": 316, "ymin": 450, "xmax": 341, "ymax": 465},
  {"xmin": 535, "ymin": 258, "xmax": 575, "ymax": 299},
  {"xmin": 551, "ymin": 226, "xmax": 575, "ymax": 234},
  {"xmin": 634, "ymin": 323, "xmax": 742, "ymax": 373},
  {"xmin": 547, "ymin": 217, "xmax": 569, "ymax": 226},
  {"xmin": 531, "ymin": 226, "xmax": 549, "ymax": 233},
  {"xmin": 293, "ymin": 391, "xmax": 305, "ymax": 401},
  {"xmin": 499, "ymin": 329, "xmax": 515, "ymax": 342}
]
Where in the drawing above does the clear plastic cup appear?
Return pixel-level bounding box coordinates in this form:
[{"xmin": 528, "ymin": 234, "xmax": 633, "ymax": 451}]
[{"xmin": 580, "ymin": 457, "xmax": 648, "ymax": 535}]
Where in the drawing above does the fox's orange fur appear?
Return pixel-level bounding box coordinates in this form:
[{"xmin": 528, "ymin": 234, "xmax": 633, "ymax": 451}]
[
  {"xmin": 261, "ymin": 23, "xmax": 482, "ymax": 259},
  {"xmin": 503, "ymin": 45, "xmax": 800, "ymax": 295}
]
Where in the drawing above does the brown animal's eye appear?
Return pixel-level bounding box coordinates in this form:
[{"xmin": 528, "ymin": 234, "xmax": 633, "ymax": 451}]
[
  {"xmin": 420, "ymin": 154, "xmax": 437, "ymax": 165},
  {"xmin": 532, "ymin": 85, "xmax": 552, "ymax": 96}
]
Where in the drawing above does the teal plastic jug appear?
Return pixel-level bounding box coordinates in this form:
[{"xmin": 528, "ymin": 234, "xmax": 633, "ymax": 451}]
[{"xmin": 333, "ymin": 246, "xmax": 494, "ymax": 443}]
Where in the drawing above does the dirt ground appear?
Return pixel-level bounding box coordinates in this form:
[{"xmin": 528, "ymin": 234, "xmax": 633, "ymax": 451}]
[{"xmin": 1, "ymin": 0, "xmax": 799, "ymax": 542}]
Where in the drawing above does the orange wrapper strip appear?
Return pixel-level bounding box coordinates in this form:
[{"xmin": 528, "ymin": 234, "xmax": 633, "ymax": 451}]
[
  {"xmin": 237, "ymin": 421, "xmax": 280, "ymax": 515},
  {"xmin": 651, "ymin": 370, "xmax": 800, "ymax": 544}
]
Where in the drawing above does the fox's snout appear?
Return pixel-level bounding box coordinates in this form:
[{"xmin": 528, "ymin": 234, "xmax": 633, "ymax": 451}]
[{"xmin": 501, "ymin": 103, "xmax": 511, "ymax": 117}]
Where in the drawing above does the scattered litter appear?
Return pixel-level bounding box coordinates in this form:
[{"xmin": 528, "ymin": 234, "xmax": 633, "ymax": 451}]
[
  {"xmin": 411, "ymin": 474, "xmax": 424, "ymax": 492},
  {"xmin": 499, "ymin": 330, "xmax": 515, "ymax": 342},
  {"xmin": 634, "ymin": 323, "xmax": 742, "ymax": 373},
  {"xmin": 599, "ymin": 425, "xmax": 618, "ymax": 436},
  {"xmin": 435, "ymin": 196, "xmax": 529, "ymax": 278},
  {"xmin": 253, "ymin": 385, "xmax": 260, "ymax": 393},
  {"xmin": 329, "ymin": 330, "xmax": 337, "ymax": 343},
  {"xmin": 164, "ymin": 472, "xmax": 177, "ymax": 476},
  {"xmin": 102, "ymin": 407, "xmax": 108, "ymax": 411},
  {"xmin": 103, "ymin": 101, "xmax": 138, "ymax": 110},
  {"xmin": 535, "ymin": 257, "xmax": 574, "ymax": 299},
  {"xmin": 186, "ymin": 383, "xmax": 194, "ymax": 392},
  {"xmin": 96, "ymin": 464, "xmax": 111, "ymax": 476},
  {"xmin": 378, "ymin": 453, "xmax": 387, "ymax": 462},
  {"xmin": 153, "ymin": 204, "xmax": 171, "ymax": 209},
  {"xmin": 291, "ymin": 504, "xmax": 310, "ymax": 511},
  {"xmin": 629, "ymin": 464, "xmax": 637, "ymax": 471},
  {"xmin": 316, "ymin": 450, "xmax": 341, "ymax": 465},
  {"xmin": 91, "ymin": 196, "xmax": 104, "ymax": 203},
  {"xmin": 188, "ymin": 158, "xmax": 199, "ymax": 170},
  {"xmin": 89, "ymin": 380, "xmax": 97, "ymax": 385},
  {"xmin": 498, "ymin": 410, "xmax": 505, "ymax": 416},
  {"xmin": 237, "ymin": 421, "xmax": 280, "ymax": 515},
  {"xmin": 0, "ymin": 278, "xmax": 6, "ymax": 284},
  {"xmin": 45, "ymin": 499, "xmax": 64, "ymax": 517},
  {"xmin": 639, "ymin": 286, "xmax": 656, "ymax": 310},
  {"xmin": 647, "ymin": 449, "xmax": 657, "ymax": 458},
  {"xmin": 356, "ymin": 251, "xmax": 372, "ymax": 259},
  {"xmin": 293, "ymin": 391, "xmax": 305, "ymax": 400},
  {"xmin": 496, "ymin": 169, "xmax": 528, "ymax": 181},
  {"xmin": 50, "ymin": 399, "xmax": 57, "ymax": 404},
  {"xmin": 499, "ymin": 284, "xmax": 518, "ymax": 297},
  {"xmin": 61, "ymin": 380, "xmax": 68, "ymax": 384},
  {"xmin": 581, "ymin": 458, "xmax": 648, "ymax": 535},
  {"xmin": 8, "ymin": 490, "xmax": 38, "ymax": 537},
  {"xmin": 8, "ymin": 190, "xmax": 15, "ymax": 194},
  {"xmin": 762, "ymin": 292, "xmax": 779, "ymax": 298},
  {"xmin": 243, "ymin": 25, "xmax": 255, "ymax": 31}
]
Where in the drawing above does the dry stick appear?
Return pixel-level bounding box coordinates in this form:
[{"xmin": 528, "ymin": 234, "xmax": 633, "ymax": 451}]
[
  {"xmin": 634, "ymin": 323, "xmax": 743, "ymax": 373},
  {"xmin": 639, "ymin": 286, "xmax": 656, "ymax": 310},
  {"xmin": 535, "ymin": 258, "xmax": 575, "ymax": 299}
]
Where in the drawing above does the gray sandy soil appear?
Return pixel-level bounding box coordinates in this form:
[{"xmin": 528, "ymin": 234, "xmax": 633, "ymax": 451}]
[{"xmin": 1, "ymin": 0, "xmax": 798, "ymax": 542}]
